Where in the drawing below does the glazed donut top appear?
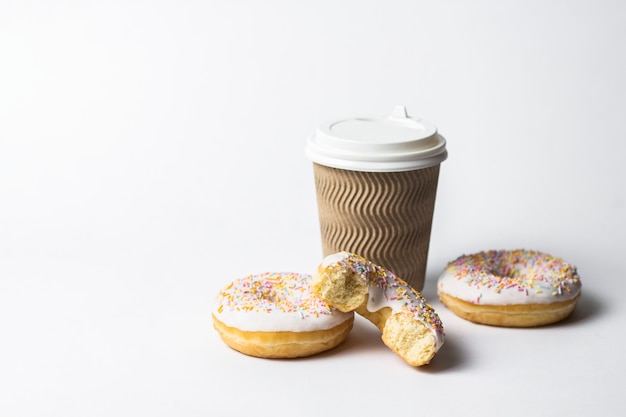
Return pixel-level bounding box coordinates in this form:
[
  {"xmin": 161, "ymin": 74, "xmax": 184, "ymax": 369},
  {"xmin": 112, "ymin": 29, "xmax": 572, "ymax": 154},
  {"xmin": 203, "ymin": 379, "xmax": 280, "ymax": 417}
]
[
  {"xmin": 438, "ymin": 249, "xmax": 582, "ymax": 305},
  {"xmin": 213, "ymin": 272, "xmax": 353, "ymax": 332},
  {"xmin": 323, "ymin": 252, "xmax": 444, "ymax": 350}
]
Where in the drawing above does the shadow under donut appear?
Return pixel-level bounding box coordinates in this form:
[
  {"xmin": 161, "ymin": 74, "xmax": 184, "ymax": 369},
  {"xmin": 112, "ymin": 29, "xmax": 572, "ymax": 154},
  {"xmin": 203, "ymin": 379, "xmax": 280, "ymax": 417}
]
[
  {"xmin": 322, "ymin": 316, "xmax": 386, "ymax": 356},
  {"xmin": 415, "ymin": 334, "xmax": 465, "ymax": 373},
  {"xmin": 552, "ymin": 289, "xmax": 605, "ymax": 327},
  {"xmin": 309, "ymin": 315, "xmax": 465, "ymax": 372}
]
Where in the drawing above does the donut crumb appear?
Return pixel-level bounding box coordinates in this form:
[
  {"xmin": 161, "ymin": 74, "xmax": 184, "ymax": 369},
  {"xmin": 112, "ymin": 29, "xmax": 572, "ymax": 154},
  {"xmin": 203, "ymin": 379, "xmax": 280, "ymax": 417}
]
[{"xmin": 312, "ymin": 266, "xmax": 366, "ymax": 312}]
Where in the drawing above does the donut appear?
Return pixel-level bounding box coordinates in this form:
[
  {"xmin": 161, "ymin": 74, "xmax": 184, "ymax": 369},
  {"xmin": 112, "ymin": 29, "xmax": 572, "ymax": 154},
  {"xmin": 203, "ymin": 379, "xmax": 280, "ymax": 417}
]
[
  {"xmin": 212, "ymin": 272, "xmax": 354, "ymax": 358},
  {"xmin": 312, "ymin": 252, "xmax": 444, "ymax": 366},
  {"xmin": 437, "ymin": 249, "xmax": 582, "ymax": 327}
]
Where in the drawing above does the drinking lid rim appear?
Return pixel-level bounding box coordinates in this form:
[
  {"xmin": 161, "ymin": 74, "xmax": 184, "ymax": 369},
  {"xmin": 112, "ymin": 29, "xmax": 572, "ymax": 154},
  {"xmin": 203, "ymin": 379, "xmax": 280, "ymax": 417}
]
[{"xmin": 306, "ymin": 105, "xmax": 448, "ymax": 172}]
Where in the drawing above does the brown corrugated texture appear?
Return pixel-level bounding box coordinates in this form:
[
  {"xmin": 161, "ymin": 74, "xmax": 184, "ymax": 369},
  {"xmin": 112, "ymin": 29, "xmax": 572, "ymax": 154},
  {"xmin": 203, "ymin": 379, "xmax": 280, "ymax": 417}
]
[{"xmin": 313, "ymin": 163, "xmax": 440, "ymax": 291}]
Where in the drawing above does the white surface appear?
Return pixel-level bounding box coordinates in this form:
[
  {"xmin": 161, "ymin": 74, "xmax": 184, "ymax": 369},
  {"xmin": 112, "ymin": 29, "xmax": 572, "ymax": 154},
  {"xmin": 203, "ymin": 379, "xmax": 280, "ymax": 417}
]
[{"xmin": 1, "ymin": 1, "xmax": 625, "ymax": 416}]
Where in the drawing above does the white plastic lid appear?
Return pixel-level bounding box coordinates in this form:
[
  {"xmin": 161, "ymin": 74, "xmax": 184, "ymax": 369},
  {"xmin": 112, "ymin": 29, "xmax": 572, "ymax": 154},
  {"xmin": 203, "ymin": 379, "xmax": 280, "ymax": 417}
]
[{"xmin": 306, "ymin": 106, "xmax": 447, "ymax": 172}]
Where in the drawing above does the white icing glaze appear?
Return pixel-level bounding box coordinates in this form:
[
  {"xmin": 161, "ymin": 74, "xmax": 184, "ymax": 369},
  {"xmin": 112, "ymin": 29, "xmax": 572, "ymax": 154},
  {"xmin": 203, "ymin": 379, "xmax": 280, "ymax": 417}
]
[
  {"xmin": 437, "ymin": 250, "xmax": 582, "ymax": 305},
  {"xmin": 213, "ymin": 272, "xmax": 353, "ymax": 332},
  {"xmin": 323, "ymin": 252, "xmax": 444, "ymax": 351},
  {"xmin": 322, "ymin": 252, "xmax": 346, "ymax": 268}
]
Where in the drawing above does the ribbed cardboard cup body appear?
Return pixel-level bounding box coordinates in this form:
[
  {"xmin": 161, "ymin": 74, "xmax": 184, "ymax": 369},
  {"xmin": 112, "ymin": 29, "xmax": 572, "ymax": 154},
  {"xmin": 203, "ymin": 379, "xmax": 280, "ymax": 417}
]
[
  {"xmin": 307, "ymin": 106, "xmax": 447, "ymax": 291},
  {"xmin": 313, "ymin": 162, "xmax": 440, "ymax": 291}
]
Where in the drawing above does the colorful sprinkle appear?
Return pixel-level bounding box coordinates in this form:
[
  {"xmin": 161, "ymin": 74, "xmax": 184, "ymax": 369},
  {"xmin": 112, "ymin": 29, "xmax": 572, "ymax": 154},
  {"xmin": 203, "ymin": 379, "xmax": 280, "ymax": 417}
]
[
  {"xmin": 443, "ymin": 249, "xmax": 581, "ymax": 298},
  {"xmin": 215, "ymin": 272, "xmax": 337, "ymax": 319}
]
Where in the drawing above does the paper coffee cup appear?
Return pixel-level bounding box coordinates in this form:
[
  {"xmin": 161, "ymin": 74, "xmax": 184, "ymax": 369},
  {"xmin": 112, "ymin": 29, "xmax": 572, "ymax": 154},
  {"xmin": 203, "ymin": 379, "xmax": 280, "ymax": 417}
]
[{"xmin": 306, "ymin": 106, "xmax": 447, "ymax": 290}]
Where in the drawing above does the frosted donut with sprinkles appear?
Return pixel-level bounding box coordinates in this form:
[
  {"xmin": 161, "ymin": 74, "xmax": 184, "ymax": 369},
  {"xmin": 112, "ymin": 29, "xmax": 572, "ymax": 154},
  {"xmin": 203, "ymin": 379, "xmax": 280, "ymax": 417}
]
[
  {"xmin": 437, "ymin": 249, "xmax": 582, "ymax": 327},
  {"xmin": 212, "ymin": 272, "xmax": 353, "ymax": 358},
  {"xmin": 312, "ymin": 252, "xmax": 444, "ymax": 366}
]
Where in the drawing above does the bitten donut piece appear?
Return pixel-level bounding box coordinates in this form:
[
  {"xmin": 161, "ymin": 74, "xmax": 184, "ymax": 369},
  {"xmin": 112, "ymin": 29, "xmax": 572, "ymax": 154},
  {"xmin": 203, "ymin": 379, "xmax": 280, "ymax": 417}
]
[
  {"xmin": 437, "ymin": 249, "xmax": 582, "ymax": 327},
  {"xmin": 312, "ymin": 252, "xmax": 444, "ymax": 366},
  {"xmin": 212, "ymin": 272, "xmax": 354, "ymax": 359}
]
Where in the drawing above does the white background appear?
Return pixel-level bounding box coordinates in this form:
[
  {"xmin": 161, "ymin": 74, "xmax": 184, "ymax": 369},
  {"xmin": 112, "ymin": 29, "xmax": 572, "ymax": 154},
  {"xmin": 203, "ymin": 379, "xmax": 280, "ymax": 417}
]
[{"xmin": 1, "ymin": 1, "xmax": 625, "ymax": 416}]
